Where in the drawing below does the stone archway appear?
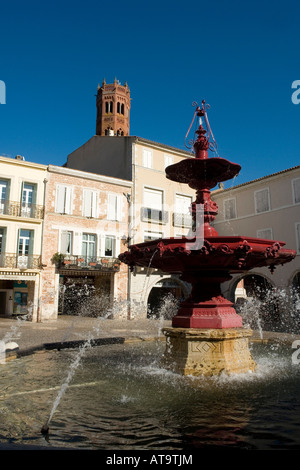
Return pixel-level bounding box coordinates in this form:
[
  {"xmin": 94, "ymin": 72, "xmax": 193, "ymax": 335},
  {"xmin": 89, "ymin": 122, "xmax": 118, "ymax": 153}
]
[
  {"xmin": 147, "ymin": 277, "xmax": 186, "ymax": 319},
  {"xmin": 231, "ymin": 274, "xmax": 279, "ymax": 331},
  {"xmin": 292, "ymin": 271, "xmax": 300, "ymax": 292}
]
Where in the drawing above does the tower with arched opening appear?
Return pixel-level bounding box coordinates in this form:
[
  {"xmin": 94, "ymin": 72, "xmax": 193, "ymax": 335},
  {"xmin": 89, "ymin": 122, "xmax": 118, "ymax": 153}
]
[{"xmin": 96, "ymin": 78, "xmax": 131, "ymax": 136}]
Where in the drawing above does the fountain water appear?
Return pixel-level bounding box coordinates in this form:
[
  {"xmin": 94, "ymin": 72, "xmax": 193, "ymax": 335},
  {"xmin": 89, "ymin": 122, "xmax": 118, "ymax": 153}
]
[{"xmin": 119, "ymin": 100, "xmax": 296, "ymax": 376}]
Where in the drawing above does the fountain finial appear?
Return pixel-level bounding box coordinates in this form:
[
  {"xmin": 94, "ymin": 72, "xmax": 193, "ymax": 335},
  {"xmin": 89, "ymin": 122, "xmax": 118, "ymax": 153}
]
[{"xmin": 185, "ymin": 100, "xmax": 217, "ymax": 159}]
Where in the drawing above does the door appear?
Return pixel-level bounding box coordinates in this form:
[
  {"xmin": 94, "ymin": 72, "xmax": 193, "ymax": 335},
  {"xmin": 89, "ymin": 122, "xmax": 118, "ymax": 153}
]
[
  {"xmin": 21, "ymin": 183, "xmax": 35, "ymax": 217},
  {"xmin": 82, "ymin": 233, "xmax": 96, "ymax": 265},
  {"xmin": 0, "ymin": 292, "xmax": 6, "ymax": 315},
  {"xmin": 18, "ymin": 229, "xmax": 33, "ymax": 268},
  {"xmin": 14, "ymin": 292, "xmax": 28, "ymax": 314},
  {"xmin": 0, "ymin": 180, "xmax": 8, "ymax": 214}
]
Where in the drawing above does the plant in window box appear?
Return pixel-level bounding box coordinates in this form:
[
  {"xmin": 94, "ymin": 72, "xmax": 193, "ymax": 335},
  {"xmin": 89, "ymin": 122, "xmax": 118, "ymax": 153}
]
[{"xmin": 51, "ymin": 253, "xmax": 65, "ymax": 265}]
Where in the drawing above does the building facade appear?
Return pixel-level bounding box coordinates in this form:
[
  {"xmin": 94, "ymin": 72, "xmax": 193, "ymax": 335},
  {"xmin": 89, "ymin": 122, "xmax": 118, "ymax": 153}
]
[
  {"xmin": 39, "ymin": 165, "xmax": 132, "ymax": 321},
  {"xmin": 0, "ymin": 156, "xmax": 47, "ymax": 320}
]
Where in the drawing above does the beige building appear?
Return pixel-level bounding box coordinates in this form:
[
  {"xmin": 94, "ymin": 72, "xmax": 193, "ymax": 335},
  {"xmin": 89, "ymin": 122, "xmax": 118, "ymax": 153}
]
[
  {"xmin": 211, "ymin": 165, "xmax": 300, "ymax": 328},
  {"xmin": 0, "ymin": 155, "xmax": 47, "ymax": 320}
]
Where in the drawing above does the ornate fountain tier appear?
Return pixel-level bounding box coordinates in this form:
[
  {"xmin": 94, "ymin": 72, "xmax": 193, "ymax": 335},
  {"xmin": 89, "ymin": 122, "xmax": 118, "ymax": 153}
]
[
  {"xmin": 118, "ymin": 101, "xmax": 296, "ymax": 375},
  {"xmin": 119, "ymin": 235, "xmax": 295, "ymax": 329}
]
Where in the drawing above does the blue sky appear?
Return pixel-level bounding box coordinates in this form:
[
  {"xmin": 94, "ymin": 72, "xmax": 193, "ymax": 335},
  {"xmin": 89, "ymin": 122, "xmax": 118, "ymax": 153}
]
[{"xmin": 0, "ymin": 0, "xmax": 299, "ymax": 186}]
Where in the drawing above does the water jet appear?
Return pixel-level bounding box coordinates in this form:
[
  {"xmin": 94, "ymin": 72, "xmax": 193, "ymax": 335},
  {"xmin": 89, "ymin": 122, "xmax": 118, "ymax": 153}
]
[{"xmin": 119, "ymin": 100, "xmax": 296, "ymax": 376}]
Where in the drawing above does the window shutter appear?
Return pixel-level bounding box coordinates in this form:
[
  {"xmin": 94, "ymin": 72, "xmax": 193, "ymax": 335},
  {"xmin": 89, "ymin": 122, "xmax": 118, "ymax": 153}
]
[
  {"xmin": 116, "ymin": 195, "xmax": 122, "ymax": 221},
  {"xmin": 91, "ymin": 191, "xmax": 97, "ymax": 218},
  {"xmin": 64, "ymin": 187, "xmax": 72, "ymax": 214},
  {"xmin": 257, "ymin": 228, "xmax": 272, "ymax": 239},
  {"xmin": 55, "ymin": 185, "xmax": 65, "ymax": 213},
  {"xmin": 224, "ymin": 199, "xmax": 236, "ymax": 219},
  {"xmin": 255, "ymin": 189, "xmax": 270, "ymax": 213},
  {"xmin": 83, "ymin": 190, "xmax": 91, "ymax": 217},
  {"xmin": 144, "ymin": 188, "xmax": 163, "ymax": 210},
  {"xmin": 293, "ymin": 179, "xmax": 300, "ymax": 204},
  {"xmin": 61, "ymin": 230, "xmax": 69, "ymax": 253}
]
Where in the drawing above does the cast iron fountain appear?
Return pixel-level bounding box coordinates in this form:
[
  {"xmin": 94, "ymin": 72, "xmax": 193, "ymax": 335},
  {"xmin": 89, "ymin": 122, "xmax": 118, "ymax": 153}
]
[{"xmin": 119, "ymin": 101, "xmax": 296, "ymax": 376}]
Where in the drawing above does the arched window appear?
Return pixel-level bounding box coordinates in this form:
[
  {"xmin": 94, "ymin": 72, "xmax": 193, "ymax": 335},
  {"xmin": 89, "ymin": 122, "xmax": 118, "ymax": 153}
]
[
  {"xmin": 121, "ymin": 103, "xmax": 125, "ymax": 115},
  {"xmin": 117, "ymin": 102, "xmax": 121, "ymax": 113}
]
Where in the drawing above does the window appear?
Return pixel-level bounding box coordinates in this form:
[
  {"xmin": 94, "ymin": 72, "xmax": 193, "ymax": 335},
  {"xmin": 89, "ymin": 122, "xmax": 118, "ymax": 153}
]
[
  {"xmin": 143, "ymin": 149, "xmax": 152, "ymax": 168},
  {"xmin": 105, "ymin": 236, "xmax": 115, "ymax": 257},
  {"xmin": 55, "ymin": 185, "xmax": 73, "ymax": 214},
  {"xmin": 61, "ymin": 231, "xmax": 73, "ymax": 254},
  {"xmin": 107, "ymin": 194, "xmax": 122, "ymax": 221},
  {"xmin": 105, "ymin": 101, "xmax": 113, "ymax": 113},
  {"xmin": 83, "ymin": 189, "xmax": 98, "ymax": 218},
  {"xmin": 142, "ymin": 187, "xmax": 167, "ymax": 223},
  {"xmin": 144, "ymin": 231, "xmax": 163, "ymax": 241},
  {"xmin": 257, "ymin": 228, "xmax": 273, "ymax": 239},
  {"xmin": 296, "ymin": 223, "xmax": 300, "ymax": 254},
  {"xmin": 82, "ymin": 233, "xmax": 96, "ymax": 261},
  {"xmin": 224, "ymin": 198, "xmax": 237, "ymax": 220},
  {"xmin": 174, "ymin": 194, "xmax": 192, "ymax": 227},
  {"xmin": 0, "ymin": 179, "xmax": 9, "ymax": 214},
  {"xmin": 292, "ymin": 178, "xmax": 300, "ymax": 204},
  {"xmin": 117, "ymin": 102, "xmax": 125, "ymax": 115},
  {"xmin": 18, "ymin": 230, "xmax": 31, "ymax": 256},
  {"xmin": 164, "ymin": 154, "xmax": 173, "ymax": 168},
  {"xmin": 255, "ymin": 188, "xmax": 270, "ymax": 213},
  {"xmin": 144, "ymin": 187, "xmax": 163, "ymax": 211},
  {"xmin": 18, "ymin": 229, "xmax": 33, "ymax": 268},
  {"xmin": 0, "ymin": 227, "xmax": 5, "ymax": 253},
  {"xmin": 0, "ymin": 227, "xmax": 5, "ymax": 266},
  {"xmin": 21, "ymin": 183, "xmax": 36, "ymax": 217}
]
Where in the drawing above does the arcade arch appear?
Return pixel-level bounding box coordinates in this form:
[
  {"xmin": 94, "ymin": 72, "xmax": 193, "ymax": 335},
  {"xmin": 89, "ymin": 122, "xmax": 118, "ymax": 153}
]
[{"xmin": 147, "ymin": 277, "xmax": 188, "ymax": 318}]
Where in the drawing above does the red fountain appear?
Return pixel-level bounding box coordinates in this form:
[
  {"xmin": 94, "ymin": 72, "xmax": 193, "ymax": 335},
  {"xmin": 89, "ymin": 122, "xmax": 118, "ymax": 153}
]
[{"xmin": 119, "ymin": 101, "xmax": 296, "ymax": 375}]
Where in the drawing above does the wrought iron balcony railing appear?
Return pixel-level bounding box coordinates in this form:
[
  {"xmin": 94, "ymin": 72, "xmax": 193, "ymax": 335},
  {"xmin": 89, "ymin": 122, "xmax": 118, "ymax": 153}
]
[
  {"xmin": 141, "ymin": 207, "xmax": 168, "ymax": 224},
  {"xmin": 0, "ymin": 253, "xmax": 42, "ymax": 269},
  {"xmin": 59, "ymin": 255, "xmax": 121, "ymax": 272},
  {"xmin": 0, "ymin": 200, "xmax": 44, "ymax": 219},
  {"xmin": 173, "ymin": 212, "xmax": 193, "ymax": 228}
]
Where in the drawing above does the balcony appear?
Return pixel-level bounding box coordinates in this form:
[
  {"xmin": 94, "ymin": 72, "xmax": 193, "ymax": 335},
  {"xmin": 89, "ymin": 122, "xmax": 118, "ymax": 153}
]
[
  {"xmin": 0, "ymin": 253, "xmax": 42, "ymax": 269},
  {"xmin": 0, "ymin": 200, "xmax": 44, "ymax": 219},
  {"xmin": 173, "ymin": 212, "xmax": 193, "ymax": 228},
  {"xmin": 58, "ymin": 255, "xmax": 121, "ymax": 272},
  {"xmin": 141, "ymin": 207, "xmax": 168, "ymax": 224}
]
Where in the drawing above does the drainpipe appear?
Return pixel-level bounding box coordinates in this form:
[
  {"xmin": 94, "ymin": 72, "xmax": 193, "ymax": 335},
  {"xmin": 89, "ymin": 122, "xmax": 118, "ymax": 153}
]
[{"xmin": 36, "ymin": 177, "xmax": 48, "ymax": 323}]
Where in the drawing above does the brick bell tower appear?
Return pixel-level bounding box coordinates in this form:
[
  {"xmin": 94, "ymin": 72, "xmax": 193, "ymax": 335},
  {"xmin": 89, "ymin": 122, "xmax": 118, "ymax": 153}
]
[{"xmin": 96, "ymin": 77, "xmax": 131, "ymax": 136}]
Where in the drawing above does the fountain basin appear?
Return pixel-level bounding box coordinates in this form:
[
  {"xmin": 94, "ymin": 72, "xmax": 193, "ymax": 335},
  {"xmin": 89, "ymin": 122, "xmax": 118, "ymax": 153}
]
[
  {"xmin": 119, "ymin": 235, "xmax": 296, "ymax": 330},
  {"xmin": 119, "ymin": 236, "xmax": 295, "ymax": 274}
]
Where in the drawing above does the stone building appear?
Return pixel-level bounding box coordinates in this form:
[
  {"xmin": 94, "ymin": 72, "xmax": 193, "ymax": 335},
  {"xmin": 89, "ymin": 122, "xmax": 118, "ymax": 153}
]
[{"xmin": 39, "ymin": 164, "xmax": 132, "ymax": 321}]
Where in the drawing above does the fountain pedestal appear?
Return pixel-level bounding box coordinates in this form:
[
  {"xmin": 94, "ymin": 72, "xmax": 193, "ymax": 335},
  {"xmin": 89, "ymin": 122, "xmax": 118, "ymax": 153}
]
[{"xmin": 161, "ymin": 327, "xmax": 256, "ymax": 376}]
